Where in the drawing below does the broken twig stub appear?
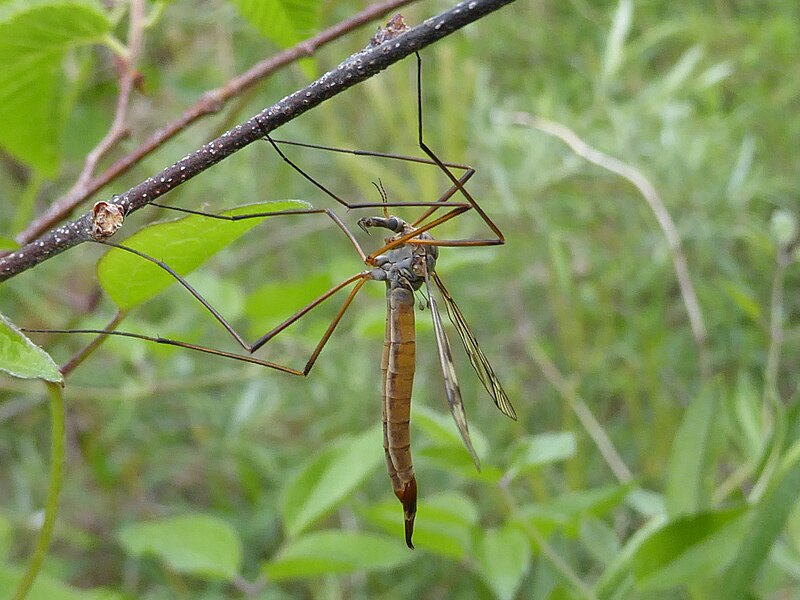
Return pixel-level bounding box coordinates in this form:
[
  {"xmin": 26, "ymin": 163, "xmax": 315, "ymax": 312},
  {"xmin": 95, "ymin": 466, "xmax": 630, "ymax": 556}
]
[
  {"xmin": 91, "ymin": 201, "xmax": 125, "ymax": 240},
  {"xmin": 369, "ymin": 13, "xmax": 409, "ymax": 48}
]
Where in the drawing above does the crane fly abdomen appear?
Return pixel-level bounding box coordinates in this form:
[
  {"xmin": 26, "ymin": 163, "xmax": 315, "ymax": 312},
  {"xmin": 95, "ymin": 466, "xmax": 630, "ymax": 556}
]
[
  {"xmin": 366, "ymin": 217, "xmax": 436, "ymax": 551},
  {"xmin": 382, "ymin": 284, "xmax": 418, "ymax": 549}
]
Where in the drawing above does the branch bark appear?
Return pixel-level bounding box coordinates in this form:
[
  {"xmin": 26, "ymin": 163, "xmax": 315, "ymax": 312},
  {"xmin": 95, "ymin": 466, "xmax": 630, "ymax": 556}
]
[{"xmin": 0, "ymin": 0, "xmax": 516, "ymax": 283}]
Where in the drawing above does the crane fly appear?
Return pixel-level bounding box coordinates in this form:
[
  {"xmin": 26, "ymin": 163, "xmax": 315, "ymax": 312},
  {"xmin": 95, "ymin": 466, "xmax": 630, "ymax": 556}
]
[
  {"xmin": 23, "ymin": 46, "xmax": 516, "ymax": 548},
  {"xmin": 357, "ymin": 203, "xmax": 516, "ymax": 547}
]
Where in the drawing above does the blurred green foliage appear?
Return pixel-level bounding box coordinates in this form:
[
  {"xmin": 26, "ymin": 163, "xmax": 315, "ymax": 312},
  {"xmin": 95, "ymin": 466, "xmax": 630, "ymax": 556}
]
[{"xmin": 1, "ymin": 0, "xmax": 800, "ymax": 598}]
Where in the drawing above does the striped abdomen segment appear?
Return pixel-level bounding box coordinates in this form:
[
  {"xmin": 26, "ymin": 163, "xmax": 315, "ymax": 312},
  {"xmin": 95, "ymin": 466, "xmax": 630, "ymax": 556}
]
[{"xmin": 381, "ymin": 284, "xmax": 418, "ymax": 549}]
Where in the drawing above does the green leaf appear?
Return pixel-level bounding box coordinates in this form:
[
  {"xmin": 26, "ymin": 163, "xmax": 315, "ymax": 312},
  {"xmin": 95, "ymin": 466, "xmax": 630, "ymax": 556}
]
[
  {"xmin": 665, "ymin": 381, "xmax": 720, "ymax": 516},
  {"xmin": 410, "ymin": 492, "xmax": 479, "ymax": 558},
  {"xmin": 229, "ymin": 0, "xmax": 320, "ymax": 48},
  {"xmin": 733, "ymin": 372, "xmax": 766, "ymax": 459},
  {"xmin": 507, "ymin": 431, "xmax": 577, "ymax": 478},
  {"xmin": 630, "ymin": 506, "xmax": 748, "ymax": 592},
  {"xmin": 117, "ymin": 513, "xmax": 242, "ymax": 580},
  {"xmin": 515, "ymin": 485, "xmax": 630, "ymax": 538},
  {"xmin": 413, "ymin": 404, "xmax": 489, "ymax": 465},
  {"xmin": 626, "ymin": 488, "xmax": 666, "ymax": 518},
  {"xmin": 788, "ymin": 492, "xmax": 800, "ymax": 562},
  {"xmin": 0, "ymin": 562, "xmax": 123, "ymax": 600},
  {"xmin": 0, "ymin": 313, "xmax": 62, "ymax": 382},
  {"xmin": 97, "ymin": 200, "xmax": 309, "ymax": 310},
  {"xmin": 473, "ymin": 525, "xmax": 531, "ymax": 600},
  {"xmin": 281, "ymin": 424, "xmax": 383, "ymax": 537},
  {"xmin": 648, "ymin": 45, "xmax": 704, "ymax": 99},
  {"xmin": 719, "ymin": 444, "xmax": 800, "ymax": 598},
  {"xmin": 186, "ymin": 270, "xmax": 246, "ymax": 323},
  {"xmin": 580, "ymin": 517, "xmax": 620, "ymax": 567},
  {"xmin": 721, "ymin": 280, "xmax": 762, "ymax": 322},
  {"xmin": 243, "ymin": 272, "xmax": 333, "ymax": 339},
  {"xmin": 263, "ymin": 530, "xmax": 413, "ymax": 581},
  {"xmin": 595, "ymin": 516, "xmax": 666, "ymax": 600},
  {"xmin": 362, "ymin": 491, "xmax": 479, "ymax": 559},
  {"xmin": 0, "ymin": 236, "xmax": 18, "ymax": 250},
  {"xmin": 554, "ymin": 485, "xmax": 629, "ymax": 524},
  {"xmin": 0, "ymin": 0, "xmax": 112, "ymax": 173},
  {"xmin": 512, "ymin": 504, "xmax": 570, "ymax": 540}
]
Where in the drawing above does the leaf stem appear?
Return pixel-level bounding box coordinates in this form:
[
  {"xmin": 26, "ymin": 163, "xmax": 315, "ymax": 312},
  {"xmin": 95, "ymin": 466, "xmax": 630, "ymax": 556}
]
[
  {"xmin": 101, "ymin": 33, "xmax": 129, "ymax": 59},
  {"xmin": 12, "ymin": 382, "xmax": 65, "ymax": 600}
]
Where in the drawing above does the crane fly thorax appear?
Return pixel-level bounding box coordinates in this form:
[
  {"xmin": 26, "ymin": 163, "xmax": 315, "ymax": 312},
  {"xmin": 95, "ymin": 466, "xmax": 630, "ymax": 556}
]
[
  {"xmin": 360, "ymin": 215, "xmax": 438, "ymax": 292},
  {"xmin": 372, "ymin": 246, "xmax": 428, "ymax": 291}
]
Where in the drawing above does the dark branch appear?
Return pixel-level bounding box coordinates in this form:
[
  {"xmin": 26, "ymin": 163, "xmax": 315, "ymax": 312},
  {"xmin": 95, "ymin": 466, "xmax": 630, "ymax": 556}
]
[
  {"xmin": 16, "ymin": 0, "xmax": 421, "ymax": 246},
  {"xmin": 0, "ymin": 0, "xmax": 516, "ymax": 283}
]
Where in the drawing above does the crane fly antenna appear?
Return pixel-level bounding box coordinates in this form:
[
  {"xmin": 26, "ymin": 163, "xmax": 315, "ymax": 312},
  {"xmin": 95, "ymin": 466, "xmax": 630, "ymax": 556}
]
[{"xmin": 370, "ymin": 179, "xmax": 390, "ymax": 218}]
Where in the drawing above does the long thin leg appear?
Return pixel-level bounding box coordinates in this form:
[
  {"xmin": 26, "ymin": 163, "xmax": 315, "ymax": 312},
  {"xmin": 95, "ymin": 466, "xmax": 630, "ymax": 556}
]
[
  {"xmin": 127, "ymin": 205, "xmax": 478, "ymax": 363},
  {"xmin": 32, "ymin": 202, "xmax": 379, "ymax": 376},
  {"xmin": 298, "ymin": 277, "xmax": 370, "ymax": 375},
  {"xmin": 149, "ymin": 200, "xmax": 489, "ymax": 267},
  {"xmin": 148, "ymin": 202, "xmax": 369, "ymax": 262},
  {"xmin": 37, "ymin": 51, "xmax": 500, "ymax": 379},
  {"xmin": 26, "ymin": 268, "xmax": 372, "ymax": 377},
  {"xmin": 353, "ymin": 52, "xmax": 506, "ymax": 264},
  {"xmin": 363, "ymin": 199, "xmax": 506, "ymax": 266},
  {"xmin": 103, "ymin": 239, "xmax": 365, "ymax": 351},
  {"xmin": 269, "ymin": 138, "xmax": 478, "ymax": 211},
  {"xmin": 25, "ymin": 327, "xmax": 305, "ymax": 375},
  {"xmin": 263, "ymin": 134, "xmax": 472, "ymax": 212},
  {"xmin": 245, "ymin": 52, "xmax": 503, "ymax": 265},
  {"xmin": 409, "ymin": 52, "xmax": 504, "ymax": 246},
  {"xmin": 271, "ymin": 138, "xmax": 472, "ymax": 171}
]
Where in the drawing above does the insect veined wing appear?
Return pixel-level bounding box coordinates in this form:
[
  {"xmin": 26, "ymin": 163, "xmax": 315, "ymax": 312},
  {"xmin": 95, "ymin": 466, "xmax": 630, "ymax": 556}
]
[
  {"xmin": 424, "ymin": 270, "xmax": 481, "ymax": 469},
  {"xmin": 432, "ymin": 271, "xmax": 517, "ymax": 421}
]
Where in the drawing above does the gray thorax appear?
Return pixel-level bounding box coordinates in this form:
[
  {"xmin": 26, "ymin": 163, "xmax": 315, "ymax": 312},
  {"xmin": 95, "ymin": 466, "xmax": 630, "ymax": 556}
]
[{"xmin": 360, "ymin": 216, "xmax": 438, "ymax": 292}]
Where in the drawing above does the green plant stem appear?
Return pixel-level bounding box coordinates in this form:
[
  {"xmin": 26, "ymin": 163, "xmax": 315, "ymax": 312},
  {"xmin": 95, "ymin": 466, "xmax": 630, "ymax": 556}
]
[
  {"xmin": 499, "ymin": 487, "xmax": 597, "ymax": 600},
  {"xmin": 101, "ymin": 33, "xmax": 129, "ymax": 59},
  {"xmin": 749, "ymin": 247, "xmax": 792, "ymax": 503},
  {"xmin": 12, "ymin": 382, "xmax": 65, "ymax": 600},
  {"xmin": 763, "ymin": 247, "xmax": 790, "ymax": 406},
  {"xmin": 528, "ymin": 336, "xmax": 633, "ymax": 483},
  {"xmin": 511, "ymin": 112, "xmax": 711, "ymax": 380}
]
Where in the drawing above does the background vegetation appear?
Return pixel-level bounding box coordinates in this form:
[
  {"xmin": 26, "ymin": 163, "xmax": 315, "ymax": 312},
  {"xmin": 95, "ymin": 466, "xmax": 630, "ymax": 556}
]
[{"xmin": 1, "ymin": 0, "xmax": 799, "ymax": 598}]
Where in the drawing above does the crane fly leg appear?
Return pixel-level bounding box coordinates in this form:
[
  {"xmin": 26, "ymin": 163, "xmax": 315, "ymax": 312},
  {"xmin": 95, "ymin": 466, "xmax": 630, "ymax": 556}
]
[
  {"xmin": 26, "ymin": 270, "xmax": 371, "ymax": 377},
  {"xmin": 267, "ymin": 137, "xmax": 477, "ymax": 212},
  {"xmin": 148, "ymin": 202, "xmax": 369, "ymax": 262},
  {"xmin": 262, "ymin": 131, "xmax": 473, "ymax": 212},
  {"xmin": 407, "ymin": 52, "xmax": 505, "ymax": 247},
  {"xmin": 260, "ymin": 276, "xmax": 371, "ymax": 375},
  {"xmin": 27, "ymin": 199, "xmax": 382, "ymax": 377}
]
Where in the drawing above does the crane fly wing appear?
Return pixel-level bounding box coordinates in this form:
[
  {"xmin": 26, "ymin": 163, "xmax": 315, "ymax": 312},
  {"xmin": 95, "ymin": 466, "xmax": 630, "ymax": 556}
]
[
  {"xmin": 424, "ymin": 272, "xmax": 481, "ymax": 469},
  {"xmin": 432, "ymin": 271, "xmax": 517, "ymax": 421}
]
